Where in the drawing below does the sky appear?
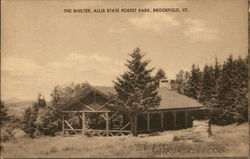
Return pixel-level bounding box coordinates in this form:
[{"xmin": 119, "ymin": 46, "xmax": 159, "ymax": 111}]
[{"xmin": 1, "ymin": 0, "xmax": 248, "ymax": 101}]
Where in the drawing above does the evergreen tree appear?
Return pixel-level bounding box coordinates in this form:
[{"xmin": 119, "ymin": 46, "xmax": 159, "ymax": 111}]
[
  {"xmin": 36, "ymin": 83, "xmax": 89, "ymax": 136},
  {"xmin": 21, "ymin": 94, "xmax": 46, "ymax": 137},
  {"xmin": 114, "ymin": 48, "xmax": 165, "ymax": 112},
  {"xmin": 231, "ymin": 57, "xmax": 248, "ymax": 123},
  {"xmin": 21, "ymin": 107, "xmax": 38, "ymax": 137},
  {"xmin": 200, "ymin": 65, "xmax": 215, "ymax": 105},
  {"xmin": 215, "ymin": 55, "xmax": 248, "ymax": 125},
  {"xmin": 174, "ymin": 70, "xmax": 184, "ymax": 94},
  {"xmin": 184, "ymin": 65, "xmax": 202, "ymax": 100},
  {"xmin": 113, "ymin": 48, "xmax": 165, "ymax": 135},
  {"xmin": 0, "ymin": 101, "xmax": 9, "ymax": 126},
  {"xmin": 174, "ymin": 55, "xmax": 248, "ymax": 125},
  {"xmin": 209, "ymin": 58, "xmax": 222, "ymax": 124}
]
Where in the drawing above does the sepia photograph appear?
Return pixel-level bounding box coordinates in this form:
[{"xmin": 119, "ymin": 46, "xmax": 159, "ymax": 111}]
[{"xmin": 1, "ymin": 0, "xmax": 249, "ymax": 158}]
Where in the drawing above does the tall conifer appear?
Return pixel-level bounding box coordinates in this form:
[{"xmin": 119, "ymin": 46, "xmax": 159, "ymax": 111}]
[{"xmin": 114, "ymin": 48, "xmax": 165, "ymax": 112}]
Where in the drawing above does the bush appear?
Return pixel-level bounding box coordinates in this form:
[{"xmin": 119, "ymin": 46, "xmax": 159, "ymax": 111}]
[
  {"xmin": 84, "ymin": 130, "xmax": 92, "ymax": 137},
  {"xmin": 12, "ymin": 128, "xmax": 27, "ymax": 139},
  {"xmin": 1, "ymin": 126, "xmax": 28, "ymax": 142},
  {"xmin": 55, "ymin": 132, "xmax": 63, "ymax": 136},
  {"xmin": 173, "ymin": 135, "xmax": 181, "ymax": 142},
  {"xmin": 0, "ymin": 127, "xmax": 12, "ymax": 142}
]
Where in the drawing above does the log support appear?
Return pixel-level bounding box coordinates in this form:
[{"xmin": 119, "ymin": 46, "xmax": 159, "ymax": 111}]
[
  {"xmin": 173, "ymin": 111, "xmax": 176, "ymax": 129},
  {"xmin": 62, "ymin": 113, "xmax": 65, "ymax": 136},
  {"xmin": 82, "ymin": 112, "xmax": 86, "ymax": 134},
  {"xmin": 130, "ymin": 113, "xmax": 138, "ymax": 136},
  {"xmin": 160, "ymin": 112, "xmax": 164, "ymax": 131},
  {"xmin": 185, "ymin": 110, "xmax": 188, "ymax": 128},
  {"xmin": 106, "ymin": 112, "xmax": 109, "ymax": 136},
  {"xmin": 147, "ymin": 112, "xmax": 150, "ymax": 132},
  {"xmin": 134, "ymin": 114, "xmax": 138, "ymax": 136}
]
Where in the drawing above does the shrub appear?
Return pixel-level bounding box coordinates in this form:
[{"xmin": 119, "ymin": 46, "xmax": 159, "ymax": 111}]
[
  {"xmin": 55, "ymin": 131, "xmax": 62, "ymax": 136},
  {"xmin": 12, "ymin": 128, "xmax": 27, "ymax": 140},
  {"xmin": 84, "ymin": 130, "xmax": 92, "ymax": 137},
  {"xmin": 0, "ymin": 127, "xmax": 12, "ymax": 142},
  {"xmin": 173, "ymin": 135, "xmax": 181, "ymax": 142}
]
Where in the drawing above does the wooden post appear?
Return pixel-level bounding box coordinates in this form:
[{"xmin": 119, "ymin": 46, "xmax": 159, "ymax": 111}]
[
  {"xmin": 130, "ymin": 115, "xmax": 133, "ymax": 133},
  {"xmin": 62, "ymin": 113, "xmax": 65, "ymax": 136},
  {"xmin": 173, "ymin": 111, "xmax": 176, "ymax": 129},
  {"xmin": 185, "ymin": 110, "xmax": 188, "ymax": 128},
  {"xmin": 147, "ymin": 112, "xmax": 150, "ymax": 132},
  {"xmin": 82, "ymin": 112, "xmax": 86, "ymax": 134},
  {"xmin": 134, "ymin": 114, "xmax": 138, "ymax": 136},
  {"xmin": 160, "ymin": 112, "xmax": 164, "ymax": 131},
  {"xmin": 106, "ymin": 112, "xmax": 109, "ymax": 136}
]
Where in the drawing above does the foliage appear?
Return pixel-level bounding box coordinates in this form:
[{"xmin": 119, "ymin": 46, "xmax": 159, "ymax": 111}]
[
  {"xmin": 184, "ymin": 65, "xmax": 202, "ymax": 100},
  {"xmin": 0, "ymin": 127, "xmax": 12, "ymax": 142},
  {"xmin": 113, "ymin": 48, "xmax": 165, "ymax": 136},
  {"xmin": 35, "ymin": 83, "xmax": 89, "ymax": 136},
  {"xmin": 172, "ymin": 70, "xmax": 190, "ymax": 95},
  {"xmin": 20, "ymin": 94, "xmax": 46, "ymax": 137},
  {"xmin": 0, "ymin": 101, "xmax": 9, "ymax": 126},
  {"xmin": 36, "ymin": 106, "xmax": 61, "ymax": 136},
  {"xmin": 113, "ymin": 48, "xmax": 166, "ymax": 112},
  {"xmin": 199, "ymin": 65, "xmax": 215, "ymax": 105},
  {"xmin": 174, "ymin": 55, "xmax": 248, "ymax": 125},
  {"xmin": 214, "ymin": 56, "xmax": 248, "ymax": 125}
]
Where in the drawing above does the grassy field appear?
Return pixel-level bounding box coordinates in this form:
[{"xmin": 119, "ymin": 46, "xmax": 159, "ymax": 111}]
[{"xmin": 1, "ymin": 123, "xmax": 248, "ymax": 158}]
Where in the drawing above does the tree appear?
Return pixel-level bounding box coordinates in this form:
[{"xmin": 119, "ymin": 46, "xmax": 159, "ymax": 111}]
[
  {"xmin": 174, "ymin": 55, "xmax": 248, "ymax": 125},
  {"xmin": 173, "ymin": 70, "xmax": 190, "ymax": 95},
  {"xmin": 184, "ymin": 65, "xmax": 202, "ymax": 100},
  {"xmin": 200, "ymin": 65, "xmax": 215, "ymax": 105},
  {"xmin": 21, "ymin": 94, "xmax": 46, "ymax": 137},
  {"xmin": 231, "ymin": 57, "xmax": 248, "ymax": 123},
  {"xmin": 0, "ymin": 101, "xmax": 9, "ymax": 126},
  {"xmin": 212, "ymin": 55, "xmax": 248, "ymax": 125},
  {"xmin": 209, "ymin": 58, "xmax": 222, "ymax": 124},
  {"xmin": 113, "ymin": 48, "xmax": 166, "ymax": 136},
  {"xmin": 35, "ymin": 83, "xmax": 89, "ymax": 136},
  {"xmin": 114, "ymin": 48, "xmax": 165, "ymax": 111},
  {"xmin": 21, "ymin": 107, "xmax": 38, "ymax": 137}
]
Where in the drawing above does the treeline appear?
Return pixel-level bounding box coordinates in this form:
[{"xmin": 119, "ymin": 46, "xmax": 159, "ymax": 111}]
[
  {"xmin": 171, "ymin": 55, "xmax": 249, "ymax": 125},
  {"xmin": 21, "ymin": 83, "xmax": 92, "ymax": 137},
  {"xmin": 1, "ymin": 83, "xmax": 90, "ymax": 139}
]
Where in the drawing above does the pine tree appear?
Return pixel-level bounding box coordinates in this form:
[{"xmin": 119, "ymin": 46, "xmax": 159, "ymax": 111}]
[
  {"xmin": 231, "ymin": 57, "xmax": 248, "ymax": 123},
  {"xmin": 215, "ymin": 55, "xmax": 245, "ymax": 125},
  {"xmin": 114, "ymin": 48, "xmax": 165, "ymax": 112},
  {"xmin": 184, "ymin": 65, "xmax": 202, "ymax": 100},
  {"xmin": 174, "ymin": 70, "xmax": 184, "ymax": 94},
  {"xmin": 200, "ymin": 65, "xmax": 215, "ymax": 105},
  {"xmin": 0, "ymin": 101, "xmax": 9, "ymax": 126},
  {"xmin": 209, "ymin": 58, "xmax": 222, "ymax": 124},
  {"xmin": 21, "ymin": 107, "xmax": 37, "ymax": 137},
  {"xmin": 113, "ymin": 48, "xmax": 165, "ymax": 135},
  {"xmin": 21, "ymin": 94, "xmax": 46, "ymax": 137},
  {"xmin": 36, "ymin": 83, "xmax": 89, "ymax": 136}
]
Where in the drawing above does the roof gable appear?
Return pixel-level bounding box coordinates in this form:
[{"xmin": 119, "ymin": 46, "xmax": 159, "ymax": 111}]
[{"xmin": 59, "ymin": 84, "xmax": 111, "ymax": 112}]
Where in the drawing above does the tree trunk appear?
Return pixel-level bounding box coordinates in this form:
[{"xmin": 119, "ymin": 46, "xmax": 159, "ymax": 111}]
[{"xmin": 131, "ymin": 113, "xmax": 138, "ymax": 136}]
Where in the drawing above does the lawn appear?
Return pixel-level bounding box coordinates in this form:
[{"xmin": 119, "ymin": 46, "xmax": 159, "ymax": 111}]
[{"xmin": 1, "ymin": 123, "xmax": 248, "ymax": 158}]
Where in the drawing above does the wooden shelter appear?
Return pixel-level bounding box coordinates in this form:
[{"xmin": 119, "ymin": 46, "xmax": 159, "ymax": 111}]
[
  {"xmin": 59, "ymin": 84, "xmax": 131, "ymax": 136},
  {"xmin": 58, "ymin": 84, "xmax": 206, "ymax": 136}
]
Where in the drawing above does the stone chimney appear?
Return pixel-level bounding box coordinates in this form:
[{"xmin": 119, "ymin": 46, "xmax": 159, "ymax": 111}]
[{"xmin": 159, "ymin": 78, "xmax": 171, "ymax": 89}]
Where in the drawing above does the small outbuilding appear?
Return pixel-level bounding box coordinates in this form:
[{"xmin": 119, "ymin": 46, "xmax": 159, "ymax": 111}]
[{"xmin": 58, "ymin": 83, "xmax": 206, "ymax": 136}]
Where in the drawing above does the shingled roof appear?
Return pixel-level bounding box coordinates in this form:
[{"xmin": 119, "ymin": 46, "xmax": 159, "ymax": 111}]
[
  {"xmin": 94, "ymin": 86, "xmax": 204, "ymax": 110},
  {"xmin": 59, "ymin": 84, "xmax": 204, "ymax": 112}
]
